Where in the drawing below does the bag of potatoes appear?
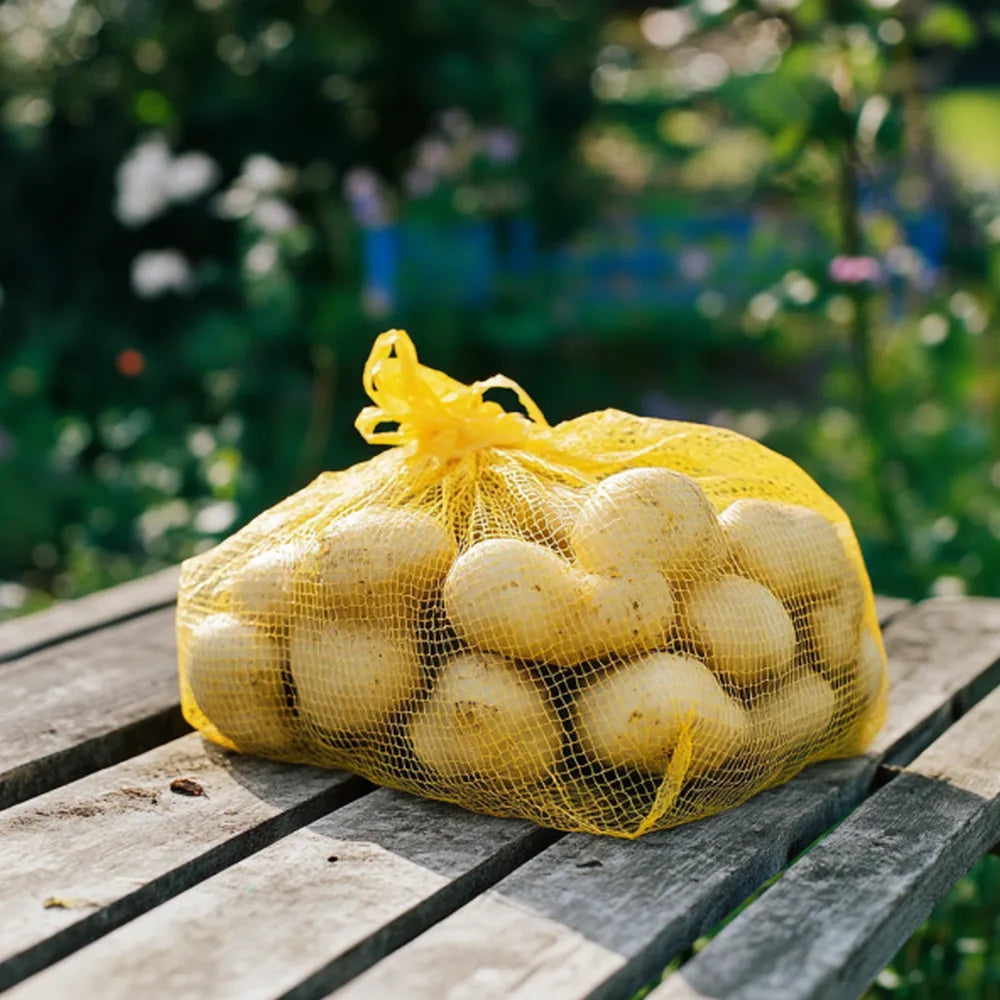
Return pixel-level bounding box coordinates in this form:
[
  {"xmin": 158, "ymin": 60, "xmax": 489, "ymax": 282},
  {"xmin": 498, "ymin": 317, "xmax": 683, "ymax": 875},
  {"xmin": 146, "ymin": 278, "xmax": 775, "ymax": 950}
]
[{"xmin": 177, "ymin": 330, "xmax": 887, "ymax": 838}]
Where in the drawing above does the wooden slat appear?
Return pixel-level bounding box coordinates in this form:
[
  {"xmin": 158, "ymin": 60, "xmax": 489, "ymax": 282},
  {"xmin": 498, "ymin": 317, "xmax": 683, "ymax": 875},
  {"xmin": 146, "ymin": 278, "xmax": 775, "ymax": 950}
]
[
  {"xmin": 0, "ymin": 733, "xmax": 365, "ymax": 992},
  {"xmin": 652, "ymin": 684, "xmax": 1000, "ymax": 1000},
  {"xmin": 0, "ymin": 566, "xmax": 179, "ymax": 664},
  {"xmin": 327, "ymin": 597, "xmax": 1000, "ymax": 1000},
  {"xmin": 0, "ymin": 607, "xmax": 188, "ymax": 809},
  {"xmin": 871, "ymin": 598, "xmax": 1000, "ymax": 765},
  {"xmin": 6, "ymin": 789, "xmax": 556, "ymax": 1000},
  {"xmin": 873, "ymin": 594, "xmax": 909, "ymax": 626}
]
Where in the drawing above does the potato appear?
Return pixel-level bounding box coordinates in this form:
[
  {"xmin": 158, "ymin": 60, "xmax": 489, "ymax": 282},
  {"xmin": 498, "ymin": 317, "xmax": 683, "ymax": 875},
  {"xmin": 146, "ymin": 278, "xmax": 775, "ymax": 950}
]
[
  {"xmin": 569, "ymin": 468, "xmax": 726, "ymax": 579},
  {"xmin": 574, "ymin": 652, "xmax": 747, "ymax": 776},
  {"xmin": 720, "ymin": 499, "xmax": 851, "ymax": 600},
  {"xmin": 443, "ymin": 538, "xmax": 583, "ymax": 664},
  {"xmin": 311, "ymin": 507, "xmax": 455, "ymax": 613},
  {"xmin": 230, "ymin": 541, "xmax": 313, "ymax": 619},
  {"xmin": 408, "ymin": 652, "xmax": 562, "ymax": 783},
  {"xmin": 509, "ymin": 482, "xmax": 579, "ymax": 553},
  {"xmin": 290, "ymin": 623, "xmax": 423, "ymax": 734},
  {"xmin": 854, "ymin": 628, "xmax": 886, "ymax": 711},
  {"xmin": 185, "ymin": 613, "xmax": 289, "ymax": 752},
  {"xmin": 683, "ymin": 575, "xmax": 796, "ymax": 685},
  {"xmin": 803, "ymin": 599, "xmax": 860, "ymax": 677},
  {"xmin": 750, "ymin": 671, "xmax": 835, "ymax": 758},
  {"xmin": 577, "ymin": 570, "xmax": 676, "ymax": 661}
]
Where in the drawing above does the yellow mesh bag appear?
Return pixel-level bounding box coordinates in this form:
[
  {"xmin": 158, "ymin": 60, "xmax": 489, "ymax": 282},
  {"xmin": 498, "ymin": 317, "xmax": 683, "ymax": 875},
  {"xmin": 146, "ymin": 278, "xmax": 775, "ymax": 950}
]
[{"xmin": 177, "ymin": 330, "xmax": 888, "ymax": 838}]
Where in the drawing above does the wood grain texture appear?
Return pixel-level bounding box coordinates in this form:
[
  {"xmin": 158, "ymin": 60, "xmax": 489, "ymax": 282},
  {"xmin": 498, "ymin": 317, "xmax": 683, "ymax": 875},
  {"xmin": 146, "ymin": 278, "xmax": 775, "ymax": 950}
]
[
  {"xmin": 874, "ymin": 595, "xmax": 910, "ymax": 626},
  {"xmin": 652, "ymin": 684, "xmax": 1000, "ymax": 1000},
  {"xmin": 0, "ymin": 733, "xmax": 364, "ymax": 992},
  {"xmin": 7, "ymin": 789, "xmax": 555, "ymax": 1000},
  {"xmin": 0, "ymin": 566, "xmax": 179, "ymax": 664},
  {"xmin": 329, "ymin": 597, "xmax": 1000, "ymax": 1000},
  {"xmin": 0, "ymin": 607, "xmax": 190, "ymax": 810},
  {"xmin": 871, "ymin": 597, "xmax": 1000, "ymax": 764}
]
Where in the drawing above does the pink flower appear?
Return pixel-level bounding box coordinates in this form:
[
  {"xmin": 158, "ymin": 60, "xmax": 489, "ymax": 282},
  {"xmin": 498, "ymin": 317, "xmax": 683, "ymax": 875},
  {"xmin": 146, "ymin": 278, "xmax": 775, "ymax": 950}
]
[{"xmin": 828, "ymin": 255, "xmax": 882, "ymax": 285}]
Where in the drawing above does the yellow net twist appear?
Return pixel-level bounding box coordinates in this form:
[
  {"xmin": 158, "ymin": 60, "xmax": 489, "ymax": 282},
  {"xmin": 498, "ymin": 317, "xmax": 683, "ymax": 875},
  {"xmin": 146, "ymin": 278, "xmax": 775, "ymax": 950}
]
[{"xmin": 177, "ymin": 330, "xmax": 888, "ymax": 838}]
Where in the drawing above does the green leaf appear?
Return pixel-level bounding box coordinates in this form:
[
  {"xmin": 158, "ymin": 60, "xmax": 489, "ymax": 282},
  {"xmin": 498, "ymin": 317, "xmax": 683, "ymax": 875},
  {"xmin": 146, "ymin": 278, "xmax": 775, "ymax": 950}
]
[{"xmin": 917, "ymin": 4, "xmax": 978, "ymax": 49}]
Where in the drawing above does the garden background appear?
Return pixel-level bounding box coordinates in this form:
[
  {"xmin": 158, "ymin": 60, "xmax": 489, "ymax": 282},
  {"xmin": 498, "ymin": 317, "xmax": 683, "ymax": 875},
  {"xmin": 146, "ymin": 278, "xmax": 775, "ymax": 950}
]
[{"xmin": 2, "ymin": 0, "xmax": 998, "ymax": 995}]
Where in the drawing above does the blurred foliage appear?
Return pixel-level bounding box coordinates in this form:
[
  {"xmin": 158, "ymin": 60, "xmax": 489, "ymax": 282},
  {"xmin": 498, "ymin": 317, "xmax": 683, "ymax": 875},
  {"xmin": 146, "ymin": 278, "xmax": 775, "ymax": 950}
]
[
  {"xmin": 3, "ymin": 0, "xmax": 1000, "ymax": 994},
  {"xmin": 864, "ymin": 854, "xmax": 1000, "ymax": 1000},
  {"xmin": 3, "ymin": 0, "xmax": 998, "ymax": 616}
]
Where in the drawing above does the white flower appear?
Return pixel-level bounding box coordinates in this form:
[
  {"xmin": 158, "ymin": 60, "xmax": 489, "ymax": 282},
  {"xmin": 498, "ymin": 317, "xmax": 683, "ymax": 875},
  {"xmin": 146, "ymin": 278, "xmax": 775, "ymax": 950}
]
[
  {"xmin": 251, "ymin": 197, "xmax": 298, "ymax": 232},
  {"xmin": 194, "ymin": 500, "xmax": 237, "ymax": 534},
  {"xmin": 241, "ymin": 154, "xmax": 294, "ymax": 192},
  {"xmin": 116, "ymin": 134, "xmax": 220, "ymax": 226},
  {"xmin": 131, "ymin": 249, "xmax": 193, "ymax": 298},
  {"xmin": 245, "ymin": 240, "xmax": 278, "ymax": 276},
  {"xmin": 166, "ymin": 152, "xmax": 220, "ymax": 202},
  {"xmin": 115, "ymin": 135, "xmax": 171, "ymax": 226}
]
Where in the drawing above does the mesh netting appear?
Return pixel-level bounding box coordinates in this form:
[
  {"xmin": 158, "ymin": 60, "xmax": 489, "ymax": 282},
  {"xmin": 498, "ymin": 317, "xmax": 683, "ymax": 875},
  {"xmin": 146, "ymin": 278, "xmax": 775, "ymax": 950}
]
[{"xmin": 176, "ymin": 330, "xmax": 888, "ymax": 838}]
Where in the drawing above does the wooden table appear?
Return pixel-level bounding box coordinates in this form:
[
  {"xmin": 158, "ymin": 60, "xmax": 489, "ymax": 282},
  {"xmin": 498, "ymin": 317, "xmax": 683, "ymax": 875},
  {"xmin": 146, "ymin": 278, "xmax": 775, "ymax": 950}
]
[{"xmin": 1, "ymin": 572, "xmax": 999, "ymax": 1000}]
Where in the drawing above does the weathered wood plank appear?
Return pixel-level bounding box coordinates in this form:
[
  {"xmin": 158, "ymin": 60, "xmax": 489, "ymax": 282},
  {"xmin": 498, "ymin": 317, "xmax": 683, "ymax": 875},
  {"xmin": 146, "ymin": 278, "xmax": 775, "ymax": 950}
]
[
  {"xmin": 652, "ymin": 683, "xmax": 1000, "ymax": 1000},
  {"xmin": 874, "ymin": 594, "xmax": 910, "ymax": 626},
  {"xmin": 7, "ymin": 789, "xmax": 556, "ymax": 1000},
  {"xmin": 0, "ymin": 566, "xmax": 179, "ymax": 664},
  {"xmin": 0, "ymin": 607, "xmax": 189, "ymax": 809},
  {"xmin": 0, "ymin": 732, "xmax": 365, "ymax": 992},
  {"xmin": 871, "ymin": 597, "xmax": 1000, "ymax": 764},
  {"xmin": 328, "ymin": 597, "xmax": 1000, "ymax": 1000},
  {"xmin": 0, "ymin": 584, "xmax": 904, "ymax": 813}
]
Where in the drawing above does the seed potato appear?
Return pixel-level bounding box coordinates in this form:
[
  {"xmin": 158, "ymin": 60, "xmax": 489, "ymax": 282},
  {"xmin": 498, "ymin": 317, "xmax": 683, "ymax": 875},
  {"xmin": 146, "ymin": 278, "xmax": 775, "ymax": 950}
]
[
  {"xmin": 804, "ymin": 599, "xmax": 860, "ymax": 677},
  {"xmin": 443, "ymin": 538, "xmax": 584, "ymax": 664},
  {"xmin": 574, "ymin": 652, "xmax": 747, "ymax": 776},
  {"xmin": 311, "ymin": 507, "xmax": 455, "ymax": 612},
  {"xmin": 504, "ymin": 479, "xmax": 580, "ymax": 553},
  {"xmin": 720, "ymin": 499, "xmax": 851, "ymax": 600},
  {"xmin": 750, "ymin": 671, "xmax": 836, "ymax": 758},
  {"xmin": 290, "ymin": 623, "xmax": 423, "ymax": 734},
  {"xmin": 230, "ymin": 541, "xmax": 312, "ymax": 620},
  {"xmin": 683, "ymin": 574, "xmax": 796, "ymax": 685},
  {"xmin": 408, "ymin": 652, "xmax": 562, "ymax": 783},
  {"xmin": 855, "ymin": 628, "xmax": 886, "ymax": 710},
  {"xmin": 577, "ymin": 570, "xmax": 676, "ymax": 661},
  {"xmin": 569, "ymin": 468, "xmax": 726, "ymax": 579},
  {"xmin": 186, "ymin": 613, "xmax": 289, "ymax": 752}
]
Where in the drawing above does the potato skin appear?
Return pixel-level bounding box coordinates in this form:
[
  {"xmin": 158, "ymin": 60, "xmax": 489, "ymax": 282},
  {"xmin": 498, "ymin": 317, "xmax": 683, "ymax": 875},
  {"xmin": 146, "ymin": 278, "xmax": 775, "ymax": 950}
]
[
  {"xmin": 569, "ymin": 468, "xmax": 726, "ymax": 579},
  {"xmin": 854, "ymin": 628, "xmax": 886, "ymax": 711},
  {"xmin": 576, "ymin": 571, "xmax": 676, "ymax": 662},
  {"xmin": 683, "ymin": 575, "xmax": 796, "ymax": 685},
  {"xmin": 186, "ymin": 613, "xmax": 289, "ymax": 753},
  {"xmin": 804, "ymin": 599, "xmax": 860, "ymax": 678},
  {"xmin": 230, "ymin": 542, "xmax": 312, "ymax": 620},
  {"xmin": 290, "ymin": 622, "xmax": 423, "ymax": 734},
  {"xmin": 310, "ymin": 507, "xmax": 455, "ymax": 613},
  {"xmin": 750, "ymin": 671, "xmax": 836, "ymax": 758},
  {"xmin": 573, "ymin": 652, "xmax": 747, "ymax": 776},
  {"xmin": 408, "ymin": 652, "xmax": 562, "ymax": 783},
  {"xmin": 508, "ymin": 481, "xmax": 580, "ymax": 553},
  {"xmin": 720, "ymin": 499, "xmax": 852, "ymax": 600},
  {"xmin": 443, "ymin": 538, "xmax": 583, "ymax": 664}
]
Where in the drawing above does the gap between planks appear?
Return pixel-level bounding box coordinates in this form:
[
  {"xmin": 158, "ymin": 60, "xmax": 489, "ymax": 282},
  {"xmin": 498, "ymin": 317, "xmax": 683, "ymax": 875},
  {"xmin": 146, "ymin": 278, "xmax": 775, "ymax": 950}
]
[
  {"xmin": 322, "ymin": 597, "xmax": 1000, "ymax": 1000},
  {"xmin": 0, "ymin": 566, "xmax": 179, "ymax": 665},
  {"xmin": 651, "ymin": 680, "xmax": 1000, "ymax": 1000},
  {"xmin": 4, "ymin": 596, "xmax": 994, "ymax": 1000},
  {"xmin": 0, "ymin": 588, "xmax": 920, "ymax": 986},
  {"xmin": 0, "ymin": 607, "xmax": 188, "ymax": 811},
  {"xmin": 5, "ymin": 784, "xmax": 560, "ymax": 1000},
  {"xmin": 0, "ymin": 733, "xmax": 371, "ymax": 992}
]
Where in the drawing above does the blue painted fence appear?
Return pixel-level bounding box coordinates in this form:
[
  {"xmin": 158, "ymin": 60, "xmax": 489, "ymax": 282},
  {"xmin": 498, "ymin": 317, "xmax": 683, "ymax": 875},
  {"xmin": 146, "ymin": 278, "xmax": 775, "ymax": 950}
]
[{"xmin": 362, "ymin": 211, "xmax": 946, "ymax": 314}]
